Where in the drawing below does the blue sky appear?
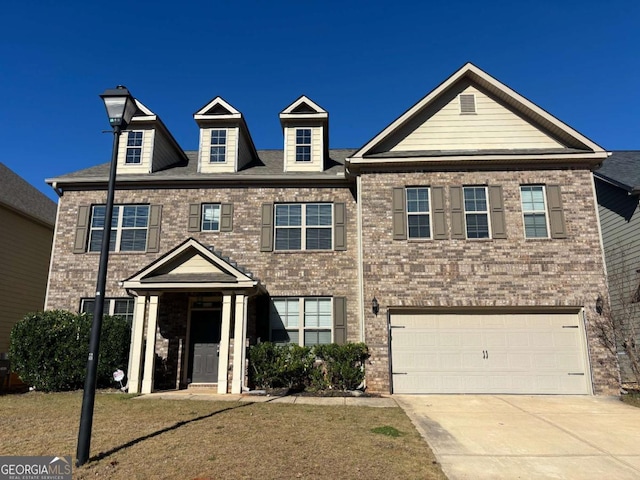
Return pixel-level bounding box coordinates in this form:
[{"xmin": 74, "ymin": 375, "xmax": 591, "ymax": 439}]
[{"xmin": 1, "ymin": 1, "xmax": 638, "ymax": 201}]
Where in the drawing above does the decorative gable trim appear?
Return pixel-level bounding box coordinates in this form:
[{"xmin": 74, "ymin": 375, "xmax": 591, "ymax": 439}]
[
  {"xmin": 280, "ymin": 95, "xmax": 328, "ymax": 119},
  {"xmin": 194, "ymin": 96, "xmax": 242, "ymax": 121},
  {"xmin": 122, "ymin": 237, "xmax": 259, "ymax": 291},
  {"xmin": 347, "ymin": 63, "xmax": 607, "ymax": 169}
]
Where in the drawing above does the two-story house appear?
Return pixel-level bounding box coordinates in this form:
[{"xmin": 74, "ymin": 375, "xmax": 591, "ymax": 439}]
[{"xmin": 45, "ymin": 63, "xmax": 620, "ymax": 396}]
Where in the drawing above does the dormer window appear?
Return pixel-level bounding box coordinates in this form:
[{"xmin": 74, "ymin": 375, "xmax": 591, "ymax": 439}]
[
  {"xmin": 210, "ymin": 129, "xmax": 227, "ymax": 163},
  {"xmin": 295, "ymin": 129, "xmax": 312, "ymax": 162},
  {"xmin": 126, "ymin": 131, "xmax": 143, "ymax": 164}
]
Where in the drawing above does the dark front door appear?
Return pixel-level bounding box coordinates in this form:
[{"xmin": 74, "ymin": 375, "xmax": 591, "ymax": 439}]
[{"xmin": 189, "ymin": 310, "xmax": 222, "ymax": 383}]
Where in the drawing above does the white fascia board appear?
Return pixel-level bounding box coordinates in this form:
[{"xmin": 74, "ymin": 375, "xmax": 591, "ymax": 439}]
[
  {"xmin": 347, "ymin": 151, "xmax": 608, "ymax": 164},
  {"xmin": 279, "ymin": 112, "xmax": 328, "ymax": 121},
  {"xmin": 130, "ymin": 115, "xmax": 157, "ymax": 123},
  {"xmin": 123, "ymin": 281, "xmax": 258, "ymax": 290},
  {"xmin": 134, "ymin": 99, "xmax": 155, "ymax": 116},
  {"xmin": 194, "ymin": 113, "xmax": 242, "ymax": 121}
]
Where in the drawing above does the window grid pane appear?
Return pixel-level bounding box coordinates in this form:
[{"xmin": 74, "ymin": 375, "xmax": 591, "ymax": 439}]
[
  {"xmin": 295, "ymin": 129, "xmax": 312, "ymax": 161},
  {"xmin": 407, "ymin": 187, "xmax": 431, "ymax": 239},
  {"xmin": 463, "ymin": 187, "xmax": 490, "ymax": 239},
  {"xmin": 126, "ymin": 132, "xmax": 143, "ymax": 164},
  {"xmin": 210, "ymin": 129, "xmax": 227, "ymax": 162},
  {"xmin": 270, "ymin": 297, "xmax": 332, "ymax": 346},
  {"xmin": 202, "ymin": 204, "xmax": 221, "ymax": 231},
  {"xmin": 88, "ymin": 205, "xmax": 149, "ymax": 252},
  {"xmin": 274, "ymin": 204, "xmax": 332, "ymax": 251},
  {"xmin": 520, "ymin": 186, "xmax": 549, "ymax": 238}
]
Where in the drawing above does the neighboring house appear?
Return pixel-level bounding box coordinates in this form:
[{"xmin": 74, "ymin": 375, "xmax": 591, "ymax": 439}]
[
  {"xmin": 594, "ymin": 151, "xmax": 640, "ymax": 383},
  {"xmin": 45, "ymin": 63, "xmax": 619, "ymax": 396},
  {"xmin": 0, "ymin": 163, "xmax": 57, "ymax": 354}
]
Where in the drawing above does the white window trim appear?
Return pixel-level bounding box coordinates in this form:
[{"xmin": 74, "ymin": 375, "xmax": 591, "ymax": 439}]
[
  {"xmin": 126, "ymin": 131, "xmax": 143, "ymax": 164},
  {"xmin": 88, "ymin": 204, "xmax": 150, "ymax": 252},
  {"xmin": 80, "ymin": 297, "xmax": 135, "ymax": 322},
  {"xmin": 274, "ymin": 203, "xmax": 333, "ymax": 251},
  {"xmin": 406, "ymin": 187, "xmax": 432, "ymax": 239},
  {"xmin": 295, "ymin": 128, "xmax": 312, "ymax": 162},
  {"xmin": 210, "ymin": 128, "xmax": 227, "ymax": 163},
  {"xmin": 463, "ymin": 186, "xmax": 491, "ymax": 239},
  {"xmin": 201, "ymin": 203, "xmax": 221, "ymax": 232},
  {"xmin": 520, "ymin": 185, "xmax": 551, "ymax": 239},
  {"xmin": 270, "ymin": 297, "xmax": 333, "ymax": 346}
]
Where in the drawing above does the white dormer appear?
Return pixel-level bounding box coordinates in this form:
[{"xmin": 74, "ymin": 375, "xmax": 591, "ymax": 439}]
[
  {"xmin": 279, "ymin": 96, "xmax": 328, "ymax": 172},
  {"xmin": 194, "ymin": 97, "xmax": 257, "ymax": 173},
  {"xmin": 117, "ymin": 99, "xmax": 187, "ymax": 174}
]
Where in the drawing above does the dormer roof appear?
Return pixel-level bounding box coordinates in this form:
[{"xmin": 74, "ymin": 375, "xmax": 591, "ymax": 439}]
[
  {"xmin": 194, "ymin": 96, "xmax": 242, "ymax": 121},
  {"xmin": 279, "ymin": 95, "xmax": 328, "ymax": 122}
]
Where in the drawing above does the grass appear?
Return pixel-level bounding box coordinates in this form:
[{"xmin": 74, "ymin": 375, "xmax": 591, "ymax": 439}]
[{"xmin": 0, "ymin": 392, "xmax": 447, "ymax": 480}]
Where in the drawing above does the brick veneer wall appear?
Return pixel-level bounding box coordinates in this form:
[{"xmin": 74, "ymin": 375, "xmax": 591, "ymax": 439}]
[
  {"xmin": 359, "ymin": 168, "xmax": 619, "ymax": 395},
  {"xmin": 46, "ymin": 184, "xmax": 360, "ymax": 388}
]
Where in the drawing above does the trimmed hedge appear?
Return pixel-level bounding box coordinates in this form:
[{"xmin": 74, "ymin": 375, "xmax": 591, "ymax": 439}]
[
  {"xmin": 249, "ymin": 342, "xmax": 369, "ymax": 392},
  {"xmin": 9, "ymin": 310, "xmax": 131, "ymax": 392}
]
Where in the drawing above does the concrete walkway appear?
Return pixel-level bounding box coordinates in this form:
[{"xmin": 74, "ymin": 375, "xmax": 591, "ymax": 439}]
[
  {"xmin": 394, "ymin": 395, "xmax": 640, "ymax": 480},
  {"xmin": 136, "ymin": 389, "xmax": 397, "ymax": 407}
]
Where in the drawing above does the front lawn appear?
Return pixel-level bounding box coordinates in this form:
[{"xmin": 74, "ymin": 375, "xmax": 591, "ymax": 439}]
[{"xmin": 0, "ymin": 392, "xmax": 446, "ymax": 480}]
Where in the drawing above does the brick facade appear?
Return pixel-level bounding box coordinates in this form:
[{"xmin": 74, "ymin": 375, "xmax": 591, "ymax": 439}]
[{"xmin": 359, "ymin": 169, "xmax": 619, "ymax": 395}]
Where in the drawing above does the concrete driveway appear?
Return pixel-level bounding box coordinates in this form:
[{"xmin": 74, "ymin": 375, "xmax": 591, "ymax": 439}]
[{"xmin": 394, "ymin": 395, "xmax": 640, "ymax": 480}]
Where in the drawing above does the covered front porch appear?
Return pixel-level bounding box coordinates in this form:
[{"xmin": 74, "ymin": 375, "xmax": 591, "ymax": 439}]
[{"xmin": 122, "ymin": 238, "xmax": 265, "ymax": 395}]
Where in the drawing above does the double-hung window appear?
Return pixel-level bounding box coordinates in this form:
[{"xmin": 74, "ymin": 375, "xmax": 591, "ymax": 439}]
[
  {"xmin": 80, "ymin": 297, "xmax": 135, "ymax": 323},
  {"xmin": 463, "ymin": 186, "xmax": 490, "ymax": 239},
  {"xmin": 270, "ymin": 297, "xmax": 332, "ymax": 346},
  {"xmin": 274, "ymin": 203, "xmax": 332, "ymax": 250},
  {"xmin": 295, "ymin": 128, "xmax": 312, "ymax": 161},
  {"xmin": 88, "ymin": 205, "xmax": 150, "ymax": 252},
  {"xmin": 126, "ymin": 131, "xmax": 143, "ymax": 164},
  {"xmin": 520, "ymin": 186, "xmax": 549, "ymax": 238},
  {"xmin": 406, "ymin": 187, "xmax": 431, "ymax": 239},
  {"xmin": 201, "ymin": 204, "xmax": 221, "ymax": 231},
  {"xmin": 210, "ymin": 129, "xmax": 227, "ymax": 163}
]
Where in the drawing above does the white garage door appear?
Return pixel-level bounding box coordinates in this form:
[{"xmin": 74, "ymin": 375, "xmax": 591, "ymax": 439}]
[{"xmin": 390, "ymin": 311, "xmax": 590, "ymax": 394}]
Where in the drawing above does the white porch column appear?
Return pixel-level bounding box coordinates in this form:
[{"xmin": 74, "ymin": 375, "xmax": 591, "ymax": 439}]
[
  {"xmin": 217, "ymin": 293, "xmax": 233, "ymax": 394},
  {"xmin": 127, "ymin": 295, "xmax": 147, "ymax": 394},
  {"xmin": 141, "ymin": 295, "xmax": 159, "ymax": 394},
  {"xmin": 231, "ymin": 293, "xmax": 247, "ymax": 394}
]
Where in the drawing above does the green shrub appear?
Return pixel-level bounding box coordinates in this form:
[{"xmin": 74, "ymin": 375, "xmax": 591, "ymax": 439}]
[
  {"xmin": 248, "ymin": 342, "xmax": 312, "ymax": 390},
  {"xmin": 9, "ymin": 310, "xmax": 131, "ymax": 392},
  {"xmin": 313, "ymin": 343, "xmax": 369, "ymax": 391},
  {"xmin": 249, "ymin": 342, "xmax": 369, "ymax": 392}
]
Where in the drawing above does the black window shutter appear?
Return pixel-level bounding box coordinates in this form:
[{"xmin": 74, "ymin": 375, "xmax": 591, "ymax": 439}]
[
  {"xmin": 73, "ymin": 205, "xmax": 91, "ymax": 253},
  {"xmin": 333, "ymin": 297, "xmax": 347, "ymax": 344},
  {"xmin": 392, "ymin": 188, "xmax": 407, "ymax": 240},
  {"xmin": 260, "ymin": 203, "xmax": 274, "ymax": 252},
  {"xmin": 546, "ymin": 185, "xmax": 567, "ymax": 239},
  {"xmin": 220, "ymin": 203, "xmax": 233, "ymax": 232},
  {"xmin": 450, "ymin": 186, "xmax": 465, "ymax": 239},
  {"xmin": 188, "ymin": 204, "xmax": 201, "ymax": 232},
  {"xmin": 489, "ymin": 185, "xmax": 507, "ymax": 239},
  {"xmin": 431, "ymin": 186, "xmax": 447, "ymax": 240},
  {"xmin": 147, "ymin": 205, "xmax": 162, "ymax": 253},
  {"xmin": 334, "ymin": 203, "xmax": 346, "ymax": 251}
]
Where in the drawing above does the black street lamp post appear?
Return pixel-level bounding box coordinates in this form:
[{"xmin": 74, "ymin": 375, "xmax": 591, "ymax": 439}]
[{"xmin": 76, "ymin": 86, "xmax": 136, "ymax": 467}]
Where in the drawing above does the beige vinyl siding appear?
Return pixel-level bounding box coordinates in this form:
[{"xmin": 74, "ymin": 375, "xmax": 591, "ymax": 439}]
[
  {"xmin": 237, "ymin": 129, "xmax": 253, "ymax": 170},
  {"xmin": 199, "ymin": 127, "xmax": 238, "ymax": 173},
  {"xmin": 166, "ymin": 255, "xmax": 224, "ymax": 275},
  {"xmin": 152, "ymin": 128, "xmax": 181, "ymax": 172},
  {"xmin": 0, "ymin": 206, "xmax": 54, "ymax": 353},
  {"xmin": 595, "ymin": 179, "xmax": 640, "ymax": 382},
  {"xmin": 284, "ymin": 125, "xmax": 324, "ymax": 172},
  {"xmin": 117, "ymin": 127, "xmax": 155, "ymax": 173},
  {"xmin": 390, "ymin": 85, "xmax": 563, "ymax": 152}
]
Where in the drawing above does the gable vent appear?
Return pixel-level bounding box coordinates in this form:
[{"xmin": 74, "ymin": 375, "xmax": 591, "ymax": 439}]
[{"xmin": 459, "ymin": 94, "xmax": 476, "ymax": 114}]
